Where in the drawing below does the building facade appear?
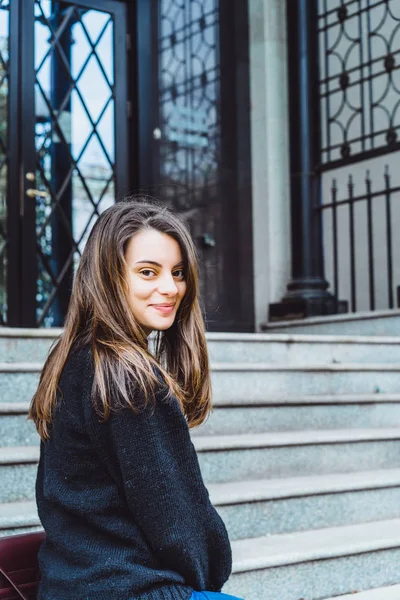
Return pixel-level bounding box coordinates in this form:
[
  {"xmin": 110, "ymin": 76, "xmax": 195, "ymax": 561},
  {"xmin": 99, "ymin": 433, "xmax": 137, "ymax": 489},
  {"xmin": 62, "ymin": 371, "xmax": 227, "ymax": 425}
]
[{"xmin": 1, "ymin": 0, "xmax": 399, "ymax": 332}]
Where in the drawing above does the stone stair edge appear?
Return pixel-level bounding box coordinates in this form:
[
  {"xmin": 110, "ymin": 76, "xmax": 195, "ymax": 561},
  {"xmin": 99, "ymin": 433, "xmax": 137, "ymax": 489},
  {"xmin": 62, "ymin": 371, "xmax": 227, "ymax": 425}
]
[
  {"xmin": 8, "ymin": 362, "xmax": 400, "ymax": 373},
  {"xmin": 231, "ymin": 518, "xmax": 400, "ymax": 573},
  {"xmin": 208, "ymin": 332, "xmax": 400, "ymax": 344},
  {"xmin": 4, "ymin": 428, "xmax": 400, "ymax": 463},
  {"xmin": 0, "ymin": 499, "xmax": 39, "ymax": 528},
  {"xmin": 0, "ymin": 328, "xmax": 63, "ymax": 338},
  {"xmin": 0, "ymin": 445, "xmax": 40, "ymax": 464},
  {"xmin": 211, "ymin": 362, "xmax": 400, "ymax": 372},
  {"xmin": 6, "ymin": 360, "xmax": 400, "ymax": 371},
  {"xmin": 3, "ymin": 469, "xmax": 400, "ymax": 519},
  {"xmin": 193, "ymin": 428, "xmax": 400, "ymax": 451},
  {"xmin": 0, "ymin": 363, "xmax": 43, "ymax": 372},
  {"xmin": 262, "ymin": 308, "xmax": 400, "ymax": 330},
  {"xmin": 212, "ymin": 393, "xmax": 400, "ymax": 406},
  {"xmin": 6, "ymin": 394, "xmax": 400, "ymax": 413},
  {"xmin": 3, "ymin": 325, "xmax": 400, "ymax": 345},
  {"xmin": 0, "ymin": 403, "xmax": 32, "ymax": 414},
  {"xmin": 209, "ymin": 469, "xmax": 400, "ymax": 505},
  {"xmin": 323, "ymin": 583, "xmax": 400, "ymax": 599}
]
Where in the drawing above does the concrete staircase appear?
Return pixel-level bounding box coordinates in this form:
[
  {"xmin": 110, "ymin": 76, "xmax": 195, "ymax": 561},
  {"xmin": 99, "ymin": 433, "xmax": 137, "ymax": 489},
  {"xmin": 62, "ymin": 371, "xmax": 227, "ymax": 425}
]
[{"xmin": 2, "ymin": 329, "xmax": 400, "ymax": 599}]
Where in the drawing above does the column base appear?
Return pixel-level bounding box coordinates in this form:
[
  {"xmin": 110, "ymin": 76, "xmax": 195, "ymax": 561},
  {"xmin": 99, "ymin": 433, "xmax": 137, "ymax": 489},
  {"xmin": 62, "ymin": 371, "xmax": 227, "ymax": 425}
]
[
  {"xmin": 269, "ymin": 297, "xmax": 348, "ymax": 322},
  {"xmin": 268, "ymin": 278, "xmax": 348, "ymax": 322}
]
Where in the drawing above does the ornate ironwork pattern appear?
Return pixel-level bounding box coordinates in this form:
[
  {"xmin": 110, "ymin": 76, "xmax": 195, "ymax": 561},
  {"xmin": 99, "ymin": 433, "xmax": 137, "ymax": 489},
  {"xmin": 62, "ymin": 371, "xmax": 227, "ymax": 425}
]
[
  {"xmin": 318, "ymin": 0, "xmax": 400, "ymax": 167},
  {"xmin": 34, "ymin": 1, "xmax": 116, "ymax": 326},
  {"xmin": 0, "ymin": 0, "xmax": 9, "ymax": 324},
  {"xmin": 158, "ymin": 0, "xmax": 221, "ymax": 311}
]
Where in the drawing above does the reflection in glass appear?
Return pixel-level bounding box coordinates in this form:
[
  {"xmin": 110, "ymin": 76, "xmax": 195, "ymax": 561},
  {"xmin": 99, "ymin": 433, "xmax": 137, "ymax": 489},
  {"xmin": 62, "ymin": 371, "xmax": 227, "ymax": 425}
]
[
  {"xmin": 158, "ymin": 0, "xmax": 221, "ymax": 311},
  {"xmin": 34, "ymin": 1, "xmax": 116, "ymax": 326}
]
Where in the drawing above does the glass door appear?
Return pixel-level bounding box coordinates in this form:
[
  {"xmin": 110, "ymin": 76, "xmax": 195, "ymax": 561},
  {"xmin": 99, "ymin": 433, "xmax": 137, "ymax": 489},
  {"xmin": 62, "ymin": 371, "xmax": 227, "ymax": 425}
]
[
  {"xmin": 156, "ymin": 0, "xmax": 224, "ymax": 325},
  {"xmin": 15, "ymin": 0, "xmax": 128, "ymax": 326},
  {"xmin": 148, "ymin": 0, "xmax": 254, "ymax": 331}
]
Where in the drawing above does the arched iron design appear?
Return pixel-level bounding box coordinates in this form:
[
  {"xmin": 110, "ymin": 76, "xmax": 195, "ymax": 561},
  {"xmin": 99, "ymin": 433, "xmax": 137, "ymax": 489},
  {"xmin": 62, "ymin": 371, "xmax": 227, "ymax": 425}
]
[{"xmin": 318, "ymin": 0, "xmax": 400, "ymax": 167}]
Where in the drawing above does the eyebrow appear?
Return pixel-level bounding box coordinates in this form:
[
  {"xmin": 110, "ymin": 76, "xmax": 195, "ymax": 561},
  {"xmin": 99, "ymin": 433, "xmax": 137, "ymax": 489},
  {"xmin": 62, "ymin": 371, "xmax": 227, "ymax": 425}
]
[{"xmin": 135, "ymin": 260, "xmax": 184, "ymax": 268}]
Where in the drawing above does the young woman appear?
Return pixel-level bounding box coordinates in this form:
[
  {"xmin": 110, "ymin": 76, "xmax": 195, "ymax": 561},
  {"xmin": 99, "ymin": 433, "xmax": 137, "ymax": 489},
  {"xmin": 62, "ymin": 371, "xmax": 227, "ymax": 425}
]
[{"xmin": 29, "ymin": 200, "xmax": 243, "ymax": 600}]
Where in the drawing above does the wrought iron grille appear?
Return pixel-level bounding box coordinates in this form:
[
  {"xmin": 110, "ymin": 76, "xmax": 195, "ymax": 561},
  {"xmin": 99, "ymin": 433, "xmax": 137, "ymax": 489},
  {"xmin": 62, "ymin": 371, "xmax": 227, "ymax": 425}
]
[
  {"xmin": 318, "ymin": 0, "xmax": 400, "ymax": 167},
  {"xmin": 157, "ymin": 0, "xmax": 222, "ymax": 311},
  {"xmin": 34, "ymin": 0, "xmax": 116, "ymax": 326},
  {"xmin": 0, "ymin": 0, "xmax": 8, "ymax": 324}
]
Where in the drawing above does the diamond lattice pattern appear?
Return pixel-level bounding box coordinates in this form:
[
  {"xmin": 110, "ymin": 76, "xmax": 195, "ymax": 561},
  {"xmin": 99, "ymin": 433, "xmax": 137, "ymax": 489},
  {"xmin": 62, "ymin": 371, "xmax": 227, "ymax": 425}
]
[{"xmin": 34, "ymin": 1, "xmax": 115, "ymax": 326}]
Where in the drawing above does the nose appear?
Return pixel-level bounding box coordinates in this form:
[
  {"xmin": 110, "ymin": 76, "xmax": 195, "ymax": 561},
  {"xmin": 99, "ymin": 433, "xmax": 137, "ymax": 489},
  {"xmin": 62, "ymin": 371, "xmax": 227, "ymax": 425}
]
[{"xmin": 157, "ymin": 272, "xmax": 178, "ymax": 296}]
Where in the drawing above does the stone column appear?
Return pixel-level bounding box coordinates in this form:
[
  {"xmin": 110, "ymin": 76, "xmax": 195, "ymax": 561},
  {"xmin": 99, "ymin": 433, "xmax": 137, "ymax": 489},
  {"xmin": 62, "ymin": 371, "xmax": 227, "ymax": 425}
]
[{"xmin": 248, "ymin": 0, "xmax": 292, "ymax": 329}]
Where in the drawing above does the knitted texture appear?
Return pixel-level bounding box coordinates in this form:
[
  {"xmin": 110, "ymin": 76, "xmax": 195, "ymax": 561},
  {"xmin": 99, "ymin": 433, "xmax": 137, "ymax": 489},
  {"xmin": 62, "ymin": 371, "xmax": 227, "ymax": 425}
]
[{"xmin": 36, "ymin": 347, "xmax": 232, "ymax": 599}]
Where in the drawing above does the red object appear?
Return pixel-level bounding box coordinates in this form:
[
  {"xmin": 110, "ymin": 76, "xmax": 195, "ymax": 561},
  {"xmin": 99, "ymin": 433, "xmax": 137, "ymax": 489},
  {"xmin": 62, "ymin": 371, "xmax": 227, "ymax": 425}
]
[{"xmin": 0, "ymin": 531, "xmax": 45, "ymax": 600}]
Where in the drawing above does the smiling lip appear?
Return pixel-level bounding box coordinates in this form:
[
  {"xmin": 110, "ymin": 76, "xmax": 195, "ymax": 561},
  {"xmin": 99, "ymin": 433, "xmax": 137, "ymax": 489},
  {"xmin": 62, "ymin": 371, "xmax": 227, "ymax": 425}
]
[{"xmin": 151, "ymin": 304, "xmax": 175, "ymax": 315}]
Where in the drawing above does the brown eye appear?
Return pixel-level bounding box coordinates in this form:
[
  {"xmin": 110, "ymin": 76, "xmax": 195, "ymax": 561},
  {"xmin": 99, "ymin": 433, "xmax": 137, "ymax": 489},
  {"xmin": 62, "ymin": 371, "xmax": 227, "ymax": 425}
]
[
  {"xmin": 173, "ymin": 269, "xmax": 185, "ymax": 279},
  {"xmin": 140, "ymin": 269, "xmax": 156, "ymax": 278}
]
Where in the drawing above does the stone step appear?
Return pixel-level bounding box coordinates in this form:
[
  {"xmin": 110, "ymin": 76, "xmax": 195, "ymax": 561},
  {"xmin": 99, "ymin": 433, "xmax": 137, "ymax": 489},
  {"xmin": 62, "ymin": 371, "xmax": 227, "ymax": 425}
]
[
  {"xmin": 4, "ymin": 469, "xmax": 400, "ymax": 541},
  {"xmin": 213, "ymin": 393, "xmax": 400, "ymax": 406},
  {"xmin": 3, "ymin": 508, "xmax": 400, "ymax": 600},
  {"xmin": 193, "ymin": 394, "xmax": 400, "ymax": 435},
  {"xmin": 196, "ymin": 429, "xmax": 400, "ymax": 483},
  {"xmin": 211, "ymin": 363, "xmax": 400, "ymax": 401},
  {"xmin": 0, "ymin": 328, "xmax": 61, "ymax": 363},
  {"xmin": 0, "ymin": 364, "xmax": 41, "ymax": 403},
  {"xmin": 224, "ymin": 519, "xmax": 400, "ymax": 600},
  {"xmin": 6, "ymin": 430, "xmax": 400, "ymax": 499},
  {"xmin": 210, "ymin": 469, "xmax": 400, "ymax": 539},
  {"xmin": 6, "ymin": 326, "xmax": 400, "ymax": 363},
  {"xmin": 207, "ymin": 332, "xmax": 400, "ymax": 364},
  {"xmin": 3, "ymin": 506, "xmax": 400, "ymax": 600},
  {"xmin": 5, "ymin": 362, "xmax": 400, "ymax": 404},
  {"xmin": 5, "ymin": 502, "xmax": 400, "ymax": 600},
  {"xmin": 323, "ymin": 584, "xmax": 400, "ymax": 599},
  {"xmin": 264, "ymin": 308, "xmax": 400, "ymax": 336},
  {"xmin": 0, "ymin": 446, "xmax": 40, "ymax": 502},
  {"xmin": 7, "ymin": 395, "xmax": 400, "ymax": 440},
  {"xmin": 0, "ymin": 411, "xmax": 39, "ymax": 446},
  {"xmin": 324, "ymin": 584, "xmax": 400, "ymax": 599},
  {"xmin": 0, "ymin": 500, "xmax": 41, "ymax": 537}
]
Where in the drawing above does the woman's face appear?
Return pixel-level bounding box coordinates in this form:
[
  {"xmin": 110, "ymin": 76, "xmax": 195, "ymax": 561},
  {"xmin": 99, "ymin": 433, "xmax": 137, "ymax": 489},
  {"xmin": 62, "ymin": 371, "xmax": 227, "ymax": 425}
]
[{"xmin": 125, "ymin": 228, "xmax": 187, "ymax": 334}]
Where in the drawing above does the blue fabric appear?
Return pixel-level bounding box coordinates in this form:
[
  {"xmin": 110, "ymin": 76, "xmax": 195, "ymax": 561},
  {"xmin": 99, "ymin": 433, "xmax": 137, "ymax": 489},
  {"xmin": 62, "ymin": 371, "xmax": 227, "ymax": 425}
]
[{"xmin": 189, "ymin": 592, "xmax": 244, "ymax": 600}]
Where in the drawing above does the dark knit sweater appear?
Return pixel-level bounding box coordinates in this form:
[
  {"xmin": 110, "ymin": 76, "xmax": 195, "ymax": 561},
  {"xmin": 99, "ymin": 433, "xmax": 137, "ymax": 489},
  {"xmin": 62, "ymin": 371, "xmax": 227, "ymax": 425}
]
[{"xmin": 36, "ymin": 347, "xmax": 232, "ymax": 600}]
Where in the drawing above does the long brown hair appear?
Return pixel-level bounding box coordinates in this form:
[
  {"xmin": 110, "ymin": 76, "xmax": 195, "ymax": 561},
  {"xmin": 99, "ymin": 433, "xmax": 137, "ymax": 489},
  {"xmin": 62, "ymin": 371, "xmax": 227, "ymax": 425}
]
[{"xmin": 29, "ymin": 199, "xmax": 212, "ymax": 441}]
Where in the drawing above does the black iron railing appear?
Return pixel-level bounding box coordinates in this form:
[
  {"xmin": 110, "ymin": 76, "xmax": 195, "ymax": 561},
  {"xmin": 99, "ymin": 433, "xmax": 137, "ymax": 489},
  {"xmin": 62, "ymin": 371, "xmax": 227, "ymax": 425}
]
[{"xmin": 317, "ymin": 166, "xmax": 399, "ymax": 313}]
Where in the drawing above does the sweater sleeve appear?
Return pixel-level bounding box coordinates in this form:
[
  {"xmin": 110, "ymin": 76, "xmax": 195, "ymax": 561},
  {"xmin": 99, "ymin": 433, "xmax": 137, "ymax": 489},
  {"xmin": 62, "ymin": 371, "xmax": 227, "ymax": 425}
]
[{"xmin": 84, "ymin": 379, "xmax": 232, "ymax": 592}]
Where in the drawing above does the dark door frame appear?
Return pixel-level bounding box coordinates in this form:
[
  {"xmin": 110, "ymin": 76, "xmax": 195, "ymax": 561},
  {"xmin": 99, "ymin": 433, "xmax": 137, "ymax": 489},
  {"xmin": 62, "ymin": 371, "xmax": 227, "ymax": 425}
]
[{"xmin": 7, "ymin": 0, "xmax": 23, "ymax": 326}]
